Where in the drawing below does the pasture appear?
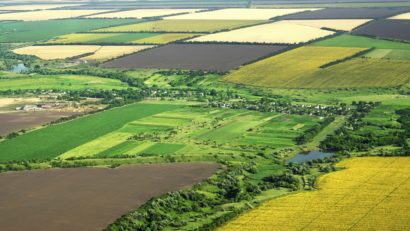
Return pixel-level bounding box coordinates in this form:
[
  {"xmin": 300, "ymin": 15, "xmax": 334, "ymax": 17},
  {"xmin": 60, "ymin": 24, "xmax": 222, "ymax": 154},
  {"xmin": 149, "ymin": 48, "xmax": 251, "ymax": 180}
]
[
  {"xmin": 0, "ymin": 163, "xmax": 218, "ymax": 231},
  {"xmin": 353, "ymin": 19, "xmax": 410, "ymax": 42},
  {"xmin": 0, "ymin": 103, "xmax": 181, "ymax": 161},
  {"xmin": 0, "ymin": 74, "xmax": 128, "ymax": 91},
  {"xmin": 282, "ymin": 19, "xmax": 371, "ymax": 31},
  {"xmin": 102, "ymin": 43, "xmax": 287, "ymax": 72},
  {"xmin": 219, "ymin": 157, "xmax": 410, "ymax": 231},
  {"xmin": 86, "ymin": 9, "xmax": 202, "ymax": 19},
  {"xmin": 13, "ymin": 45, "xmax": 101, "ymax": 60},
  {"xmin": 0, "ymin": 10, "xmax": 109, "ymax": 21},
  {"xmin": 0, "ymin": 19, "xmax": 141, "ymax": 43},
  {"xmin": 165, "ymin": 8, "xmax": 320, "ymax": 20},
  {"xmin": 188, "ymin": 21, "xmax": 334, "ymax": 44},
  {"xmin": 95, "ymin": 19, "xmax": 263, "ymax": 33},
  {"xmin": 81, "ymin": 45, "xmax": 154, "ymax": 61},
  {"xmin": 280, "ymin": 7, "xmax": 410, "ymax": 19}
]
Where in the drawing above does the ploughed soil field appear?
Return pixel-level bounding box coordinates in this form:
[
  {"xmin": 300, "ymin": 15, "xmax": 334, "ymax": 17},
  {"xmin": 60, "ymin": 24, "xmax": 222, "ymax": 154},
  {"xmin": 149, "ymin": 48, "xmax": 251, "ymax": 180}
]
[
  {"xmin": 280, "ymin": 7, "xmax": 410, "ymax": 19},
  {"xmin": 353, "ymin": 19, "xmax": 410, "ymax": 42},
  {"xmin": 102, "ymin": 43, "xmax": 287, "ymax": 72},
  {"xmin": 0, "ymin": 163, "xmax": 219, "ymax": 231},
  {"xmin": 0, "ymin": 111, "xmax": 77, "ymax": 136}
]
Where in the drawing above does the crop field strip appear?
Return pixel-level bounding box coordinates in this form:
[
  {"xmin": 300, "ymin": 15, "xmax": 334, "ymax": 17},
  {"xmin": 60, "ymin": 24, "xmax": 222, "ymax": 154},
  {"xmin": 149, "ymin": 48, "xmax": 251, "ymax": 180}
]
[
  {"xmin": 0, "ymin": 19, "xmax": 142, "ymax": 43},
  {"xmin": 187, "ymin": 21, "xmax": 335, "ymax": 44},
  {"xmin": 80, "ymin": 45, "xmax": 155, "ymax": 61},
  {"xmin": 281, "ymin": 19, "xmax": 371, "ymax": 31},
  {"xmin": 224, "ymin": 45, "xmax": 410, "ymax": 88},
  {"xmin": 0, "ymin": 10, "xmax": 110, "ymax": 21},
  {"xmin": 94, "ymin": 19, "xmax": 265, "ymax": 33},
  {"xmin": 102, "ymin": 43, "xmax": 288, "ymax": 72},
  {"xmin": 352, "ymin": 19, "xmax": 410, "ymax": 42},
  {"xmin": 0, "ymin": 4, "xmax": 82, "ymax": 10},
  {"xmin": 86, "ymin": 8, "xmax": 203, "ymax": 19},
  {"xmin": 219, "ymin": 157, "xmax": 410, "ymax": 231}
]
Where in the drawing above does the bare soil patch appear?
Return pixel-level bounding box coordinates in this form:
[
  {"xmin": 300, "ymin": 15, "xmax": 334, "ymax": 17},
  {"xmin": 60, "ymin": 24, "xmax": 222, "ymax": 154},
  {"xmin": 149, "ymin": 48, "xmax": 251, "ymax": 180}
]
[
  {"xmin": 0, "ymin": 163, "xmax": 219, "ymax": 231},
  {"xmin": 353, "ymin": 19, "xmax": 410, "ymax": 42},
  {"xmin": 102, "ymin": 43, "xmax": 287, "ymax": 72}
]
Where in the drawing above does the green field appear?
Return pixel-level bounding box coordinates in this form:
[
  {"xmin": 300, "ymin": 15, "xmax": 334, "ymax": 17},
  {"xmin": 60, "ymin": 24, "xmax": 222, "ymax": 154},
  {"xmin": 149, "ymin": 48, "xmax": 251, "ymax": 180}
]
[
  {"xmin": 0, "ymin": 19, "xmax": 142, "ymax": 43},
  {"xmin": 0, "ymin": 74, "xmax": 128, "ymax": 91},
  {"xmin": 364, "ymin": 49, "xmax": 410, "ymax": 60},
  {"xmin": 94, "ymin": 19, "xmax": 264, "ymax": 33},
  {"xmin": 0, "ymin": 103, "xmax": 181, "ymax": 161}
]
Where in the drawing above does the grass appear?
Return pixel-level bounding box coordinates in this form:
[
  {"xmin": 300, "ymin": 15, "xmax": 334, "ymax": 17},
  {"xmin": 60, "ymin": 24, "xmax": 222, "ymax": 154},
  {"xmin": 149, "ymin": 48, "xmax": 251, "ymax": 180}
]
[
  {"xmin": 364, "ymin": 49, "xmax": 410, "ymax": 60},
  {"xmin": 0, "ymin": 103, "xmax": 181, "ymax": 161},
  {"xmin": 219, "ymin": 157, "xmax": 410, "ymax": 231},
  {"xmin": 0, "ymin": 74, "xmax": 128, "ymax": 91},
  {"xmin": 94, "ymin": 19, "xmax": 264, "ymax": 33},
  {"xmin": 0, "ymin": 19, "xmax": 141, "ymax": 43},
  {"xmin": 139, "ymin": 143, "xmax": 185, "ymax": 155},
  {"xmin": 302, "ymin": 116, "xmax": 346, "ymax": 151}
]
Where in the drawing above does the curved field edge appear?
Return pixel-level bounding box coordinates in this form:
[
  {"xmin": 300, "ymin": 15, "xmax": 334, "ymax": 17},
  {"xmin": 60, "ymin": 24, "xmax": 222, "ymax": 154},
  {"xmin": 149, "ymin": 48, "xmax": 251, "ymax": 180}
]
[
  {"xmin": 218, "ymin": 157, "xmax": 410, "ymax": 230},
  {"xmin": 0, "ymin": 103, "xmax": 182, "ymax": 161}
]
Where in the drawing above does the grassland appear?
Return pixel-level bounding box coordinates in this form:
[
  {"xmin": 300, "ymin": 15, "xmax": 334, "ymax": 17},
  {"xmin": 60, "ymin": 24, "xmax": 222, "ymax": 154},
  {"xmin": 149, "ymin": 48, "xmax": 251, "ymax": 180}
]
[
  {"xmin": 0, "ymin": 103, "xmax": 181, "ymax": 161},
  {"xmin": 188, "ymin": 21, "xmax": 334, "ymax": 44},
  {"xmin": 87, "ymin": 9, "xmax": 202, "ymax": 19},
  {"xmin": 219, "ymin": 157, "xmax": 410, "ymax": 231},
  {"xmin": 0, "ymin": 74, "xmax": 128, "ymax": 91},
  {"xmin": 13, "ymin": 45, "xmax": 101, "ymax": 60},
  {"xmin": 94, "ymin": 19, "xmax": 264, "ymax": 33},
  {"xmin": 165, "ymin": 8, "xmax": 320, "ymax": 20},
  {"xmin": 0, "ymin": 10, "xmax": 109, "ymax": 21},
  {"xmin": 81, "ymin": 45, "xmax": 154, "ymax": 61},
  {"xmin": 282, "ymin": 19, "xmax": 371, "ymax": 31},
  {"xmin": 0, "ymin": 19, "xmax": 142, "ymax": 43}
]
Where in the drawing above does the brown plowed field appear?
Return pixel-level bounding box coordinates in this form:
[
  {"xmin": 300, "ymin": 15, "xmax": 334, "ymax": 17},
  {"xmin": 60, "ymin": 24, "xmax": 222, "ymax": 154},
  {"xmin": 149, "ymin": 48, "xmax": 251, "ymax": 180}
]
[
  {"xmin": 0, "ymin": 163, "xmax": 219, "ymax": 231},
  {"xmin": 353, "ymin": 19, "xmax": 410, "ymax": 42}
]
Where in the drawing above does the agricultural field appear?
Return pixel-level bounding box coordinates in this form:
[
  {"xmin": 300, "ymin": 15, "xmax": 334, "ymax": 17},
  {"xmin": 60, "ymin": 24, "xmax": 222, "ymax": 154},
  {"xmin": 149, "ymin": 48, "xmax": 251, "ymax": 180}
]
[
  {"xmin": 13, "ymin": 45, "xmax": 102, "ymax": 60},
  {"xmin": 47, "ymin": 32, "xmax": 199, "ymax": 44},
  {"xmin": 0, "ymin": 4, "xmax": 80, "ymax": 10},
  {"xmin": 94, "ymin": 19, "xmax": 263, "ymax": 33},
  {"xmin": 188, "ymin": 21, "xmax": 334, "ymax": 44},
  {"xmin": 282, "ymin": 19, "xmax": 371, "ymax": 31},
  {"xmin": 0, "ymin": 19, "xmax": 141, "ymax": 43},
  {"xmin": 0, "ymin": 10, "xmax": 109, "ymax": 21},
  {"xmin": 0, "ymin": 163, "xmax": 218, "ymax": 231},
  {"xmin": 165, "ymin": 8, "xmax": 321, "ymax": 20},
  {"xmin": 280, "ymin": 7, "xmax": 410, "ymax": 19},
  {"xmin": 220, "ymin": 157, "xmax": 410, "ymax": 230},
  {"xmin": 353, "ymin": 19, "xmax": 410, "ymax": 42},
  {"xmin": 102, "ymin": 43, "xmax": 287, "ymax": 72},
  {"xmin": 390, "ymin": 12, "xmax": 410, "ymax": 19},
  {"xmin": 81, "ymin": 45, "xmax": 154, "ymax": 61},
  {"xmin": 86, "ymin": 8, "xmax": 202, "ymax": 19},
  {"xmin": 0, "ymin": 73, "xmax": 128, "ymax": 91},
  {"xmin": 313, "ymin": 34, "xmax": 410, "ymax": 49}
]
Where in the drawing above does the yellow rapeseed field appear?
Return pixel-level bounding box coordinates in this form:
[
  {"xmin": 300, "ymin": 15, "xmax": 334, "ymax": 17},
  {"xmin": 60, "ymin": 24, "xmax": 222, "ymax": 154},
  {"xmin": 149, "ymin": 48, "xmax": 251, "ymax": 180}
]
[
  {"xmin": 165, "ymin": 8, "xmax": 320, "ymax": 20},
  {"xmin": 282, "ymin": 19, "xmax": 371, "ymax": 31},
  {"xmin": 0, "ymin": 10, "xmax": 108, "ymax": 21},
  {"xmin": 86, "ymin": 9, "xmax": 201, "ymax": 19},
  {"xmin": 219, "ymin": 157, "xmax": 410, "ymax": 231},
  {"xmin": 188, "ymin": 21, "xmax": 334, "ymax": 44},
  {"xmin": 81, "ymin": 45, "xmax": 154, "ymax": 61},
  {"xmin": 13, "ymin": 45, "xmax": 101, "ymax": 60}
]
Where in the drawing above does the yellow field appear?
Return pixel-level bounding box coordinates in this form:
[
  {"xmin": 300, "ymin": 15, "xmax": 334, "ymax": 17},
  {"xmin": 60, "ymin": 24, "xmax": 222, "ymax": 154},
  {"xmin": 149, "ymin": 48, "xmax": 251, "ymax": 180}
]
[
  {"xmin": 390, "ymin": 12, "xmax": 410, "ymax": 19},
  {"xmin": 219, "ymin": 157, "xmax": 410, "ymax": 231},
  {"xmin": 224, "ymin": 46, "xmax": 364, "ymax": 87},
  {"xmin": 188, "ymin": 21, "xmax": 334, "ymax": 44},
  {"xmin": 13, "ymin": 45, "xmax": 101, "ymax": 60},
  {"xmin": 0, "ymin": 10, "xmax": 108, "ymax": 21},
  {"xmin": 133, "ymin": 33, "xmax": 199, "ymax": 44},
  {"xmin": 165, "ymin": 8, "xmax": 320, "ymax": 20},
  {"xmin": 283, "ymin": 19, "xmax": 371, "ymax": 31},
  {"xmin": 87, "ymin": 9, "xmax": 201, "ymax": 19},
  {"xmin": 0, "ymin": 4, "xmax": 80, "ymax": 10},
  {"xmin": 94, "ymin": 19, "xmax": 263, "ymax": 33},
  {"xmin": 81, "ymin": 45, "xmax": 154, "ymax": 61}
]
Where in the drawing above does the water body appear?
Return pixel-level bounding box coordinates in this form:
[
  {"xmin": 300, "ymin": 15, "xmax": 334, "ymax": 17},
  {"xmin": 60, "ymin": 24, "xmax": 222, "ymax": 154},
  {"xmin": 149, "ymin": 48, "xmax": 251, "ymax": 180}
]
[
  {"xmin": 287, "ymin": 150, "xmax": 335, "ymax": 164},
  {"xmin": 10, "ymin": 63, "xmax": 28, "ymax": 73}
]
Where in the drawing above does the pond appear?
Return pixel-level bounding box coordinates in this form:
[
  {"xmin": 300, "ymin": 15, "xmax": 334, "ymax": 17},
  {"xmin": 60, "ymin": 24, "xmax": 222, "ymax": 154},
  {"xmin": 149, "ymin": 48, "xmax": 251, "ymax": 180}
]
[
  {"xmin": 10, "ymin": 63, "xmax": 28, "ymax": 73},
  {"xmin": 287, "ymin": 150, "xmax": 335, "ymax": 164}
]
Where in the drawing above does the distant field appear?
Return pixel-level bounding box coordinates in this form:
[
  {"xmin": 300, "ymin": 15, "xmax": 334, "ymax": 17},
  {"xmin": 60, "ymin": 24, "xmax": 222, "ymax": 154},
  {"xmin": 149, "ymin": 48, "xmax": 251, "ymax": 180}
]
[
  {"xmin": 313, "ymin": 34, "xmax": 410, "ymax": 49},
  {"xmin": 86, "ymin": 9, "xmax": 202, "ymax": 19},
  {"xmin": 0, "ymin": 103, "xmax": 181, "ymax": 161},
  {"xmin": 282, "ymin": 19, "xmax": 371, "ymax": 31},
  {"xmin": 280, "ymin": 7, "xmax": 410, "ymax": 19},
  {"xmin": 0, "ymin": 10, "xmax": 109, "ymax": 21},
  {"xmin": 0, "ymin": 4, "xmax": 80, "ymax": 10},
  {"xmin": 0, "ymin": 19, "xmax": 141, "ymax": 43},
  {"xmin": 390, "ymin": 12, "xmax": 410, "ymax": 19},
  {"xmin": 13, "ymin": 45, "xmax": 101, "ymax": 60},
  {"xmin": 81, "ymin": 45, "xmax": 154, "ymax": 61},
  {"xmin": 0, "ymin": 74, "xmax": 128, "ymax": 91},
  {"xmin": 95, "ymin": 19, "xmax": 263, "ymax": 33},
  {"xmin": 219, "ymin": 157, "xmax": 410, "ymax": 231},
  {"xmin": 103, "ymin": 43, "xmax": 288, "ymax": 72},
  {"xmin": 48, "ymin": 32, "xmax": 199, "ymax": 44},
  {"xmin": 188, "ymin": 21, "xmax": 334, "ymax": 44},
  {"xmin": 353, "ymin": 19, "xmax": 410, "ymax": 42},
  {"xmin": 165, "ymin": 8, "xmax": 320, "ymax": 20}
]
